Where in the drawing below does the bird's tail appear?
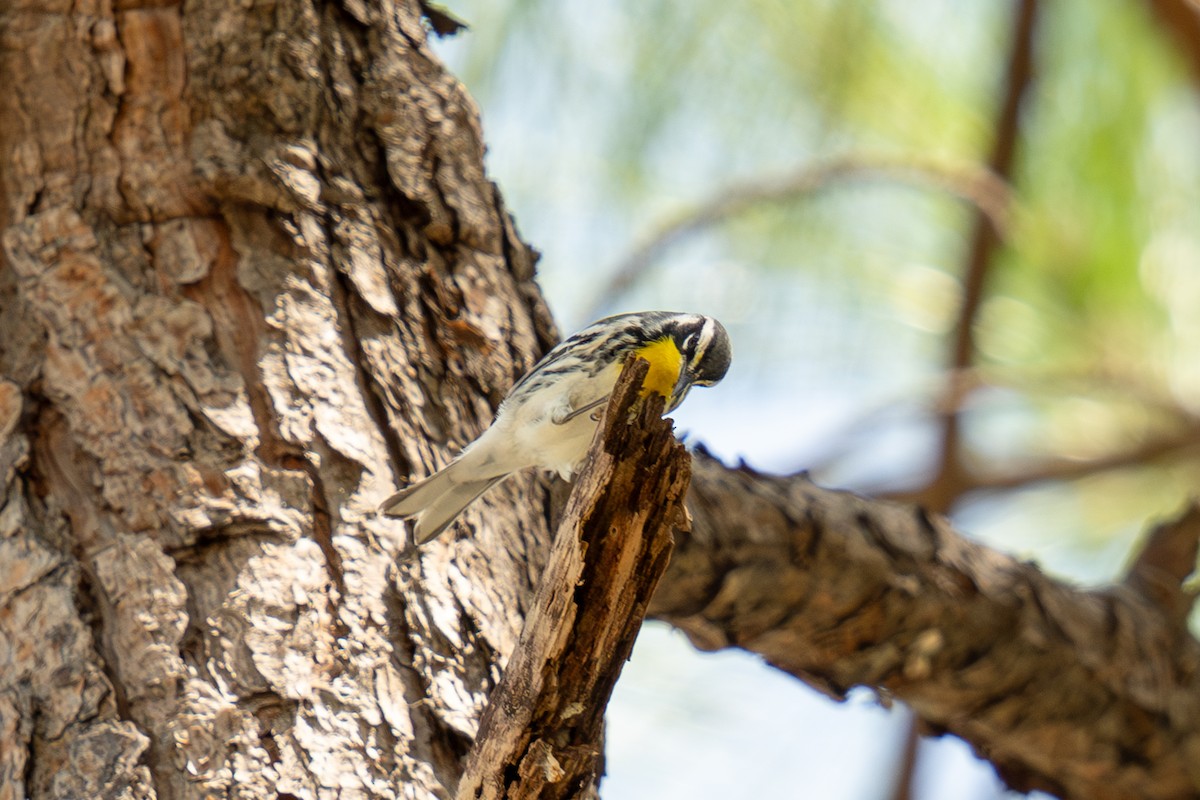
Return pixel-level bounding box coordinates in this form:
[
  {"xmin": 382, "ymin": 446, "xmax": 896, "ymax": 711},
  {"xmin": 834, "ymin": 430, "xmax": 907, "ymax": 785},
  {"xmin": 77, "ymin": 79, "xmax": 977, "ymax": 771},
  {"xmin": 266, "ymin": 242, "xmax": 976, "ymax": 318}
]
[{"xmin": 379, "ymin": 459, "xmax": 504, "ymax": 545}]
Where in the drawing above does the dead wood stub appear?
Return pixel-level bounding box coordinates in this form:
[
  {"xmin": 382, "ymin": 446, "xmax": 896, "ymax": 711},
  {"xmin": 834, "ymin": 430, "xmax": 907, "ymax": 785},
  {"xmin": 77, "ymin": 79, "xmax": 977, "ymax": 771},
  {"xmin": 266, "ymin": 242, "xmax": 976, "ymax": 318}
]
[
  {"xmin": 456, "ymin": 357, "xmax": 691, "ymax": 800},
  {"xmin": 1124, "ymin": 501, "xmax": 1200, "ymax": 627}
]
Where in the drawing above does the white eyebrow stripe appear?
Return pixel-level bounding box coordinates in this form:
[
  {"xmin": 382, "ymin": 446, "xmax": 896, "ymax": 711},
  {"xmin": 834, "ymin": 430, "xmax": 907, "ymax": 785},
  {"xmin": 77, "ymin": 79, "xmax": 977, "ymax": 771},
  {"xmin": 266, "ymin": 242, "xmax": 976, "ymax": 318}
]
[{"xmin": 689, "ymin": 317, "xmax": 714, "ymax": 370}]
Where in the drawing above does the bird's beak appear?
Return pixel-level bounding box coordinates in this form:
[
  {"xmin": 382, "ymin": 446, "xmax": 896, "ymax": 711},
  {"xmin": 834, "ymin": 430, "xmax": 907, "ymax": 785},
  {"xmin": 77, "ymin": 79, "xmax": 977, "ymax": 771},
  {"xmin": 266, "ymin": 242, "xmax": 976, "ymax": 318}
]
[{"xmin": 667, "ymin": 368, "xmax": 694, "ymax": 413}]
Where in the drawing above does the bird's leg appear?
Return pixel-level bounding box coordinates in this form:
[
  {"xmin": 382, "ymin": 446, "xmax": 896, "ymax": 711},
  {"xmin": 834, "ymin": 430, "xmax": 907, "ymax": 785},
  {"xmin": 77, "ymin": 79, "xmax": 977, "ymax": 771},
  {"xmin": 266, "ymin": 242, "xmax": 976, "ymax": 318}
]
[{"xmin": 552, "ymin": 396, "xmax": 607, "ymax": 425}]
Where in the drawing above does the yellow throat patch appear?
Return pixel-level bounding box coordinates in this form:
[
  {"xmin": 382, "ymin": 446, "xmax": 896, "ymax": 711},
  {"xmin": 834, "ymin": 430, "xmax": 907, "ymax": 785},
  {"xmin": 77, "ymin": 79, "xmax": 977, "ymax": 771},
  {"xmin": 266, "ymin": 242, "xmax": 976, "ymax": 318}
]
[{"xmin": 632, "ymin": 337, "xmax": 683, "ymax": 400}]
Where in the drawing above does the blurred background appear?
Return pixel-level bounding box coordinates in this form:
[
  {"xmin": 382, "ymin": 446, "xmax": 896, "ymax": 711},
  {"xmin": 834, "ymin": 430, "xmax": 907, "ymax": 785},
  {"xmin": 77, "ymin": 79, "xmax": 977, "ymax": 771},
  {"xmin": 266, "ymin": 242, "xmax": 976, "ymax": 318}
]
[{"xmin": 430, "ymin": 1, "xmax": 1200, "ymax": 797}]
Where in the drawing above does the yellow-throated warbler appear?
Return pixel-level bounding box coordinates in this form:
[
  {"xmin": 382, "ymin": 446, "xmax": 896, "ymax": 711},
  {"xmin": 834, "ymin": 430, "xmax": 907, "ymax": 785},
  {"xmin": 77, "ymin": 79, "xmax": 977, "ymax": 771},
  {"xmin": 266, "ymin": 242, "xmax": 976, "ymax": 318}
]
[{"xmin": 380, "ymin": 311, "xmax": 731, "ymax": 544}]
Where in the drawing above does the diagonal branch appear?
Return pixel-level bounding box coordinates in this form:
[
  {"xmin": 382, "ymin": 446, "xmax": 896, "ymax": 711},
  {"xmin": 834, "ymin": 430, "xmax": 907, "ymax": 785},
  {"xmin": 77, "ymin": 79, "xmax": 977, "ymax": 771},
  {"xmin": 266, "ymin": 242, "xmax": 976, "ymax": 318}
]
[
  {"xmin": 656, "ymin": 453, "xmax": 1200, "ymax": 800},
  {"xmin": 587, "ymin": 153, "xmax": 1015, "ymax": 320},
  {"xmin": 890, "ymin": 420, "xmax": 1200, "ymax": 506}
]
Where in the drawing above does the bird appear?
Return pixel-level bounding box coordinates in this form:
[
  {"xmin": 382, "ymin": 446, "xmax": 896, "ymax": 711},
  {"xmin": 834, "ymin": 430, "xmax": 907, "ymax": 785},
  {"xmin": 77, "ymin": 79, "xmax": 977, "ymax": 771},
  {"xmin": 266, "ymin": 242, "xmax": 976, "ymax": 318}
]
[{"xmin": 379, "ymin": 311, "xmax": 732, "ymax": 545}]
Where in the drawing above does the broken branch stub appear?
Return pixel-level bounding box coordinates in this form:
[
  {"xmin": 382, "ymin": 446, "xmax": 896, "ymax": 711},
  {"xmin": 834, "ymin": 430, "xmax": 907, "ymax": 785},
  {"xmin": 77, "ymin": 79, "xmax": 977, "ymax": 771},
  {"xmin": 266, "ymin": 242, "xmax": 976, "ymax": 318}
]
[
  {"xmin": 1123, "ymin": 501, "xmax": 1200, "ymax": 628},
  {"xmin": 456, "ymin": 357, "xmax": 691, "ymax": 800}
]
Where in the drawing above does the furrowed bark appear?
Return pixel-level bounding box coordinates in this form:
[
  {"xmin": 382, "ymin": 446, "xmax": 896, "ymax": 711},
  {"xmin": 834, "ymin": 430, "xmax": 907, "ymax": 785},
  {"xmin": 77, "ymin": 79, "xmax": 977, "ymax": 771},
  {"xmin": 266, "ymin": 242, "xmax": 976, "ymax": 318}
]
[
  {"xmin": 657, "ymin": 455, "xmax": 1200, "ymax": 800},
  {"xmin": 457, "ymin": 358, "xmax": 690, "ymax": 800},
  {"xmin": 0, "ymin": 1, "xmax": 555, "ymax": 797}
]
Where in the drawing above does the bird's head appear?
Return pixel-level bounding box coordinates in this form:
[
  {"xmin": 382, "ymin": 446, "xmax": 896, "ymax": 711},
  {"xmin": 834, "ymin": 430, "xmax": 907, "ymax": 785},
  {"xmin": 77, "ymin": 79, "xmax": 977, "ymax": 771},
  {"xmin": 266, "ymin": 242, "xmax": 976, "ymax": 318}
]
[{"xmin": 665, "ymin": 314, "xmax": 732, "ymax": 412}]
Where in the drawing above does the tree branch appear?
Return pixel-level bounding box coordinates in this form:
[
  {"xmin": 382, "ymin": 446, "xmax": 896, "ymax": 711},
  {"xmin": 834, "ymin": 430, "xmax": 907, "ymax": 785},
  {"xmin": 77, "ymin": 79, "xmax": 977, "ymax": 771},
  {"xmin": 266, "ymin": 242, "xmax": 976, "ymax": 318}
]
[
  {"xmin": 655, "ymin": 453, "xmax": 1200, "ymax": 800},
  {"xmin": 950, "ymin": 0, "xmax": 1037, "ymax": 373},
  {"xmin": 457, "ymin": 358, "xmax": 691, "ymax": 800},
  {"xmin": 1125, "ymin": 503, "xmax": 1200, "ymax": 629},
  {"xmin": 888, "ymin": 420, "xmax": 1200, "ymax": 506},
  {"xmin": 587, "ymin": 153, "xmax": 1015, "ymax": 320},
  {"xmin": 1145, "ymin": 0, "xmax": 1200, "ymax": 83},
  {"xmin": 928, "ymin": 0, "xmax": 1040, "ymax": 514}
]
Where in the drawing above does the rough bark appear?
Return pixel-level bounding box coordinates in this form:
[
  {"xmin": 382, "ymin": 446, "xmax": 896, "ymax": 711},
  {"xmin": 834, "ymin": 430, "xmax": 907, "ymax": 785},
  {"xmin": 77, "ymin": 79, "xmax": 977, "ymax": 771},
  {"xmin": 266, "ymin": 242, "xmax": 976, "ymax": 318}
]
[
  {"xmin": 457, "ymin": 358, "xmax": 689, "ymax": 800},
  {"xmin": 1, "ymin": 1, "xmax": 557, "ymax": 797},
  {"xmin": 658, "ymin": 455, "xmax": 1200, "ymax": 800}
]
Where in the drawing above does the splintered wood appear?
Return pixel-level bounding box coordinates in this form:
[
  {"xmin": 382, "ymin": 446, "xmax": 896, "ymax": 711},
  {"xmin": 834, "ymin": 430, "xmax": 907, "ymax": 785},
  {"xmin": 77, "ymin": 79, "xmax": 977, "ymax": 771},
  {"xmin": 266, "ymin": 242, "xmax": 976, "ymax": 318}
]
[{"xmin": 456, "ymin": 357, "xmax": 691, "ymax": 800}]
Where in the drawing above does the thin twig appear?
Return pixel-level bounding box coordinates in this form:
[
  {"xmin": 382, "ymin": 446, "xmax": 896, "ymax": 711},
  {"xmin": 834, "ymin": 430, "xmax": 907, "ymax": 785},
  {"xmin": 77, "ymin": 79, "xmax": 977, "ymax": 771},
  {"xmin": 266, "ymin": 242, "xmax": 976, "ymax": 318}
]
[
  {"xmin": 888, "ymin": 714, "xmax": 921, "ymax": 800},
  {"xmin": 1145, "ymin": 0, "xmax": 1200, "ymax": 83},
  {"xmin": 588, "ymin": 153, "xmax": 1015, "ymax": 320},
  {"xmin": 885, "ymin": 422, "xmax": 1200, "ymax": 507},
  {"xmin": 801, "ymin": 364, "xmax": 1200, "ymax": 495},
  {"xmin": 925, "ymin": 0, "xmax": 1040, "ymax": 515}
]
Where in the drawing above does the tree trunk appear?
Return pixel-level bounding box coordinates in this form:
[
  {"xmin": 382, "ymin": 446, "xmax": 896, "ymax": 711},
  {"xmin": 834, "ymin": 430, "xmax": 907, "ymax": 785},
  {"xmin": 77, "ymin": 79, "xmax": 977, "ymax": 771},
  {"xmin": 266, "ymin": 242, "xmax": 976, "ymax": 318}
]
[
  {"xmin": 1, "ymin": 1, "xmax": 556, "ymax": 797},
  {"xmin": 4, "ymin": 3, "xmax": 1200, "ymax": 800}
]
